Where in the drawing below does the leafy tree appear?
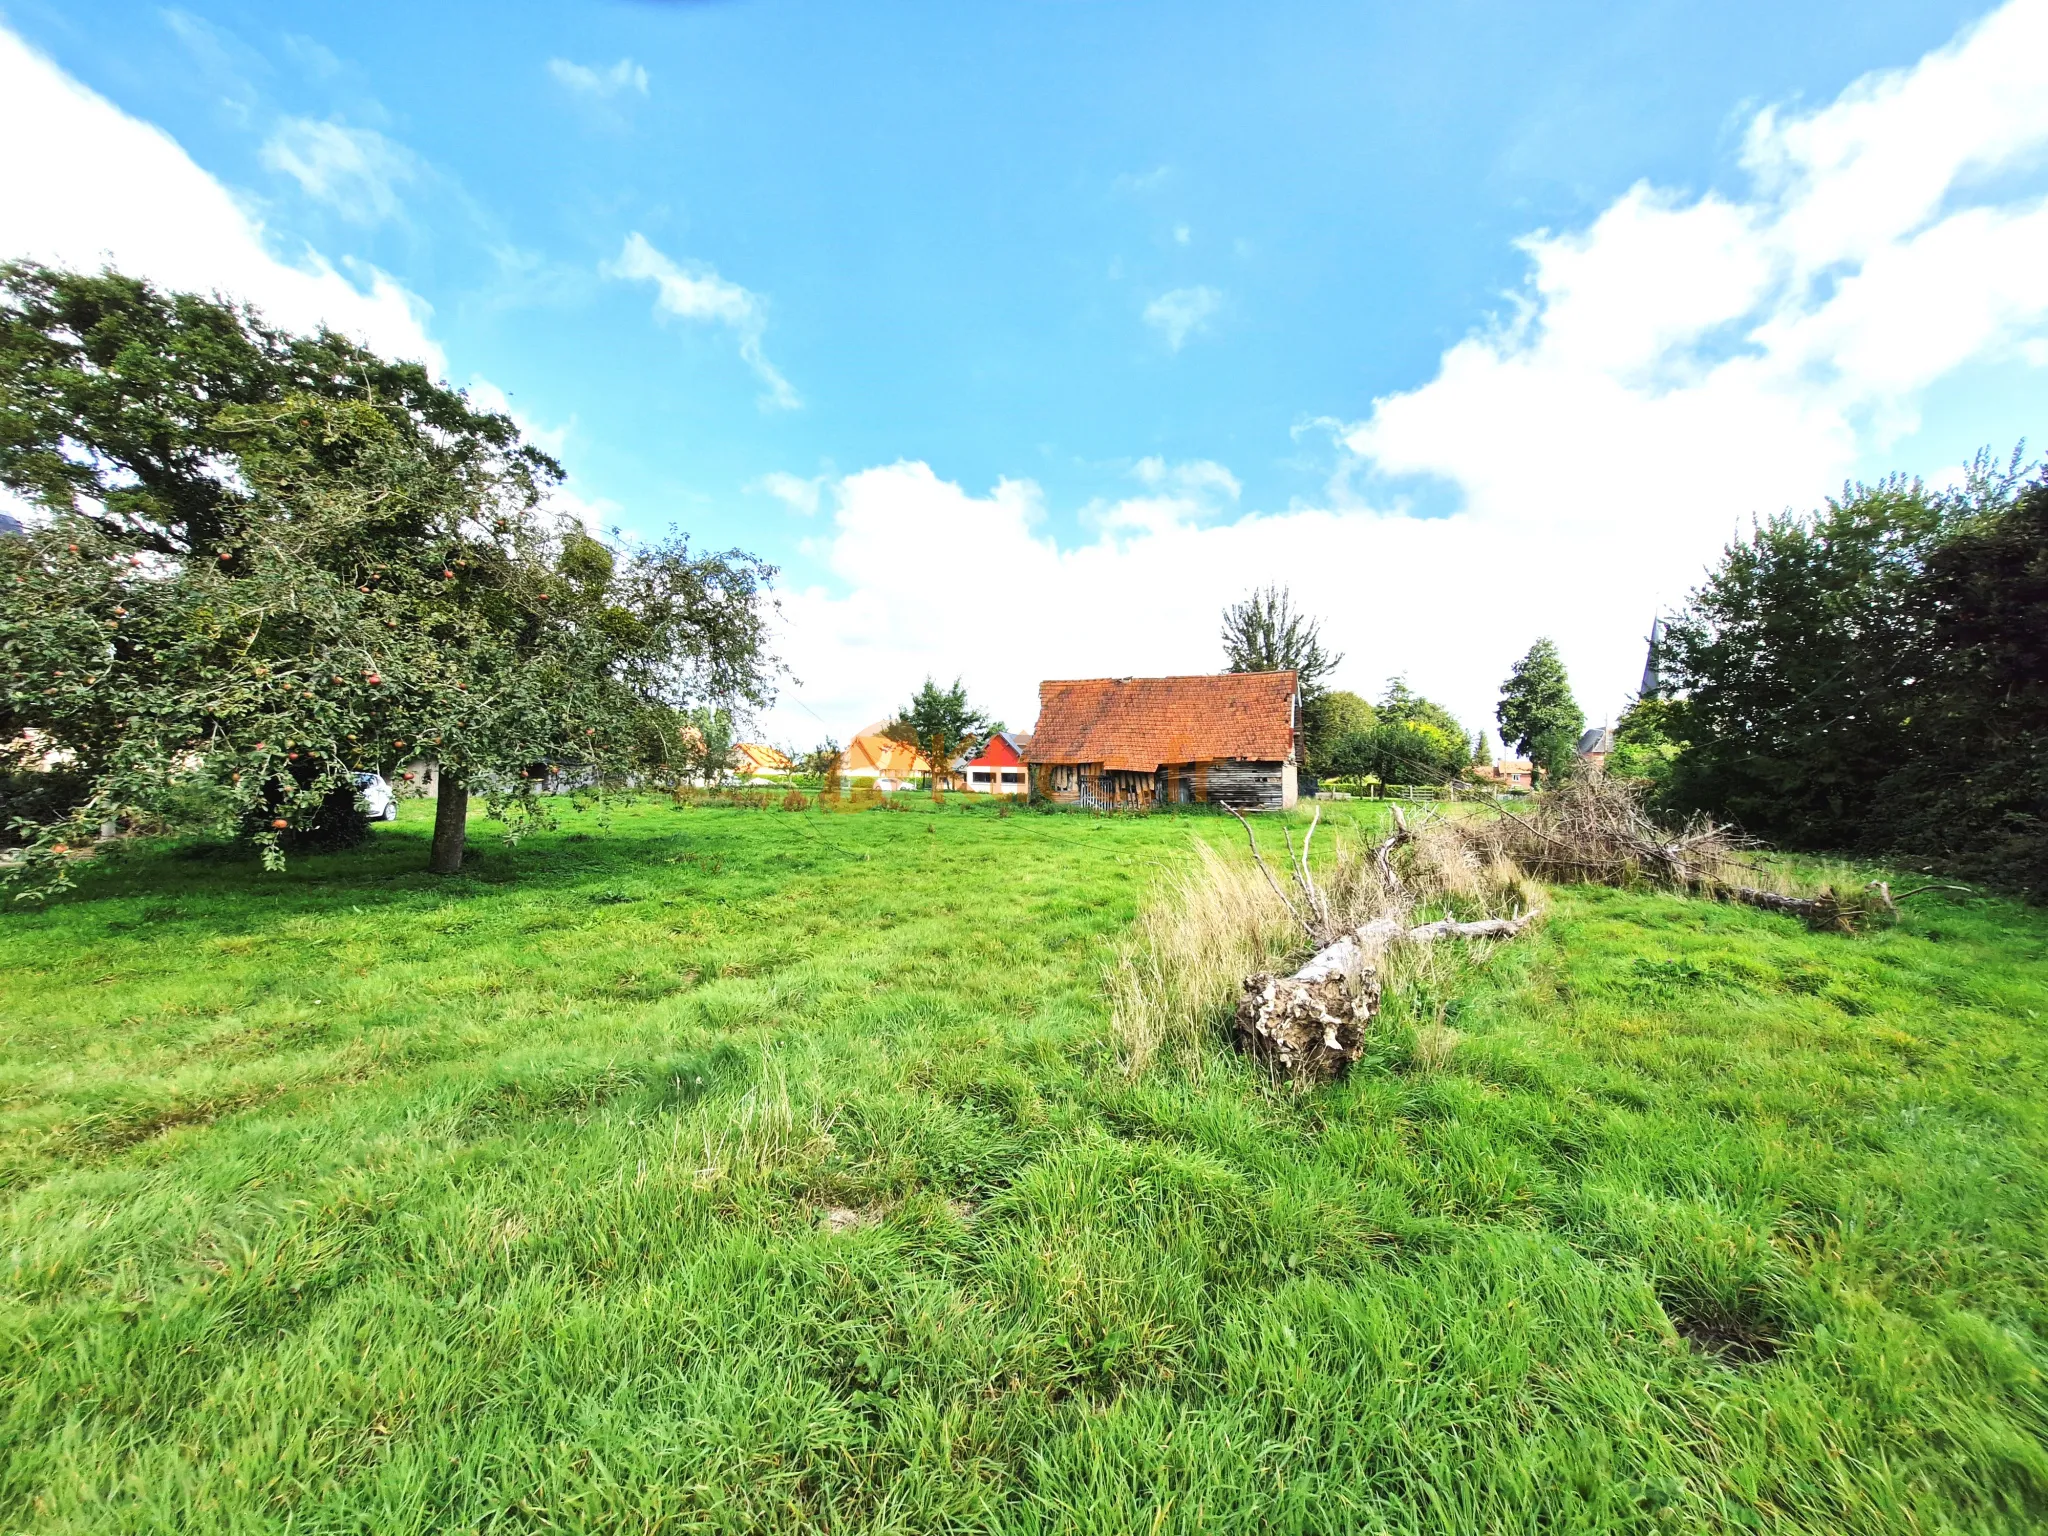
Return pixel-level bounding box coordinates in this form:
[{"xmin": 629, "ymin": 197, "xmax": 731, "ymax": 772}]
[
  {"xmin": 0, "ymin": 262, "xmax": 530, "ymax": 559},
  {"xmin": 1326, "ymin": 721, "xmax": 1468, "ymax": 785},
  {"xmin": 1307, "ymin": 688, "xmax": 1376, "ymax": 773},
  {"xmin": 798, "ymin": 739, "xmax": 842, "ymax": 781},
  {"xmin": 1868, "ymin": 478, "xmax": 2048, "ymax": 891},
  {"xmin": 0, "ymin": 267, "xmax": 778, "ymax": 890},
  {"xmin": 1495, "ymin": 640, "xmax": 1584, "ymax": 783},
  {"xmin": 1604, "ymin": 695, "xmax": 1684, "ymax": 790},
  {"xmin": 1471, "ymin": 729, "xmax": 1490, "ymax": 767},
  {"xmin": 1661, "ymin": 476, "xmax": 1956, "ymax": 845},
  {"xmin": 1376, "ymin": 677, "xmax": 1465, "ymax": 742},
  {"xmin": 684, "ymin": 706, "xmax": 737, "ymax": 785},
  {"xmin": 1661, "ymin": 445, "xmax": 2043, "ymax": 892},
  {"xmin": 1221, "ymin": 585, "xmax": 1342, "ymax": 758},
  {"xmin": 886, "ymin": 677, "xmax": 988, "ymax": 803},
  {"xmin": 1530, "ymin": 727, "xmax": 1582, "ymax": 786}
]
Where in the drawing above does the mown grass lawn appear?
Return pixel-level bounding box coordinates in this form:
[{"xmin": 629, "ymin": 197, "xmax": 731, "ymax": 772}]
[{"xmin": 2, "ymin": 794, "xmax": 2045, "ymax": 1534}]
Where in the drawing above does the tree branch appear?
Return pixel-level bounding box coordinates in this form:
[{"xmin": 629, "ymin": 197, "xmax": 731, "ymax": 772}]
[{"xmin": 1223, "ymin": 802, "xmax": 1317, "ymax": 941}]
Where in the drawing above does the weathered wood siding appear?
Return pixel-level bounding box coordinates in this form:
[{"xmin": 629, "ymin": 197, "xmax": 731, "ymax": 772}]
[
  {"xmin": 1199, "ymin": 759, "xmax": 1291, "ymax": 810},
  {"xmin": 1031, "ymin": 758, "xmax": 1294, "ymax": 810}
]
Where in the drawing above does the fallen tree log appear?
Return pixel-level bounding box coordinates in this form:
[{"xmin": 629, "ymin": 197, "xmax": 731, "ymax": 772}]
[
  {"xmin": 1723, "ymin": 882, "xmax": 1902, "ymax": 933},
  {"xmin": 1235, "ymin": 909, "xmax": 1541, "ymax": 1084}
]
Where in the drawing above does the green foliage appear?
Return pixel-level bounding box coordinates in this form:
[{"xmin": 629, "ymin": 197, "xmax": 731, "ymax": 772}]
[
  {"xmin": 1326, "ymin": 719, "xmax": 1469, "ymax": 784},
  {"xmin": 1495, "ymin": 638, "xmax": 1584, "ymax": 780},
  {"xmin": 3, "ymin": 802, "xmax": 2046, "ymax": 1532},
  {"xmin": 1220, "ymin": 584, "xmax": 1340, "ymax": 690},
  {"xmin": 0, "ymin": 266, "xmax": 779, "ymax": 890},
  {"xmin": 1307, "ymin": 688, "xmax": 1376, "ymax": 772},
  {"xmin": 798, "ymin": 739, "xmax": 842, "ymax": 780},
  {"xmin": 1530, "ymin": 725, "xmax": 1582, "ymax": 785},
  {"xmin": 887, "ymin": 676, "xmax": 989, "ymax": 793},
  {"xmin": 1606, "ymin": 695, "xmax": 1684, "ymax": 791},
  {"xmin": 1376, "ymin": 675, "xmax": 1465, "ymax": 741},
  {"xmin": 1472, "ymin": 729, "xmax": 1490, "ymax": 767},
  {"xmin": 0, "ymin": 262, "xmax": 548, "ymax": 559},
  {"xmin": 1861, "ymin": 477, "xmax": 2048, "ymax": 894},
  {"xmin": 684, "ymin": 706, "xmax": 738, "ymax": 784},
  {"xmin": 1663, "ymin": 448, "xmax": 2043, "ymax": 893},
  {"xmin": 1662, "ymin": 476, "xmax": 1951, "ymax": 845}
]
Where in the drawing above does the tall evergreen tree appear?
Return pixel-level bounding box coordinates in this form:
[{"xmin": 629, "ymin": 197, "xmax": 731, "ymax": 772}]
[{"xmin": 1496, "ymin": 639, "xmax": 1584, "ymax": 781}]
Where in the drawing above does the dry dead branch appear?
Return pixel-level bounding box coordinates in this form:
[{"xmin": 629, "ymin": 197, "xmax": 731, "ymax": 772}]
[{"xmin": 1462, "ymin": 773, "xmax": 1899, "ymax": 932}]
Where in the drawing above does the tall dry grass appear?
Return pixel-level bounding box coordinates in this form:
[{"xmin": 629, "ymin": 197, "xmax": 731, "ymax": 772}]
[
  {"xmin": 1109, "ymin": 814, "xmax": 1537, "ymax": 1075},
  {"xmin": 1108, "ymin": 840, "xmax": 1301, "ymax": 1076}
]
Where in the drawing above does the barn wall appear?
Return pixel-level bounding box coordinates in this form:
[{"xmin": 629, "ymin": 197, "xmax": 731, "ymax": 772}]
[
  {"xmin": 1030, "ymin": 758, "xmax": 1291, "ymax": 810},
  {"xmin": 1201, "ymin": 759, "xmax": 1290, "ymax": 810}
]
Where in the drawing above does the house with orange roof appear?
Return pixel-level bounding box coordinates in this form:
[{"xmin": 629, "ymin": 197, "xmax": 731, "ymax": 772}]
[
  {"xmin": 732, "ymin": 742, "xmax": 794, "ymax": 779},
  {"xmin": 836, "ymin": 721, "xmax": 931, "ymax": 792},
  {"xmin": 1028, "ymin": 672, "xmax": 1300, "ymax": 809}
]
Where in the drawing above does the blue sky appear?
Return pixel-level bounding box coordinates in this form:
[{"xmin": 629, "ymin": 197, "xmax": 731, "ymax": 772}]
[{"xmin": 3, "ymin": 0, "xmax": 2045, "ymax": 745}]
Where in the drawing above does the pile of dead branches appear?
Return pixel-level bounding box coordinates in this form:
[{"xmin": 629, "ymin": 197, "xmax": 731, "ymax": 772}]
[
  {"xmin": 1459, "ymin": 773, "xmax": 1937, "ymax": 933},
  {"xmin": 1464, "ymin": 772, "xmax": 1753, "ymax": 889}
]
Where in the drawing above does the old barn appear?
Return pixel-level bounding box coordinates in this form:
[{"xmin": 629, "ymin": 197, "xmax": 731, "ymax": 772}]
[{"xmin": 1027, "ymin": 671, "xmax": 1301, "ymax": 809}]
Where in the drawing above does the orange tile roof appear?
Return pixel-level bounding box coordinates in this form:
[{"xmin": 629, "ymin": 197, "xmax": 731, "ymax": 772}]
[
  {"xmin": 1029, "ymin": 672, "xmax": 1297, "ymax": 772},
  {"xmin": 839, "ymin": 722, "xmax": 930, "ymax": 777},
  {"xmin": 733, "ymin": 742, "xmax": 793, "ymax": 773}
]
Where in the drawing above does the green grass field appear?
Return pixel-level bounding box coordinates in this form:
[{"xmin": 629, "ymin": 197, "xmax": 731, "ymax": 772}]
[{"xmin": 3, "ymin": 795, "xmax": 2046, "ymax": 1533}]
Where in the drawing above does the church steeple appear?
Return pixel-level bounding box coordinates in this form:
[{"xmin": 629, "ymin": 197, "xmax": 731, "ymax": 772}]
[{"xmin": 1639, "ymin": 617, "xmax": 1664, "ymax": 699}]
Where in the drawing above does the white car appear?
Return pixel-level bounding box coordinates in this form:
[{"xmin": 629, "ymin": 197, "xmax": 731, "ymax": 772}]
[{"xmin": 356, "ymin": 772, "xmax": 399, "ymax": 822}]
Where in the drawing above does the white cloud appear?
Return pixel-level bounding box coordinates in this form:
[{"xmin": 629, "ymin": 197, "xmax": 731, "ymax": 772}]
[
  {"xmin": 1113, "ymin": 165, "xmax": 1173, "ymax": 195},
  {"xmin": 548, "ymin": 57, "xmax": 649, "ymax": 99},
  {"xmin": 1174, "ymin": 223, "xmax": 1192, "ymax": 245},
  {"xmin": 754, "ymin": 471, "xmax": 826, "ymax": 516},
  {"xmin": 463, "ymin": 377, "xmax": 572, "ymax": 458},
  {"xmin": 607, "ymin": 232, "xmax": 801, "ymax": 410},
  {"xmin": 0, "ymin": 24, "xmax": 442, "ymax": 372},
  {"xmin": 1144, "ymin": 285, "xmax": 1221, "ymax": 350},
  {"xmin": 547, "ymin": 484, "xmax": 624, "ymax": 540},
  {"xmin": 261, "ymin": 117, "xmax": 417, "ymax": 225},
  {"xmin": 765, "ymin": 0, "xmax": 2048, "ymax": 745},
  {"xmin": 1133, "ymin": 456, "xmax": 1240, "ymax": 501}
]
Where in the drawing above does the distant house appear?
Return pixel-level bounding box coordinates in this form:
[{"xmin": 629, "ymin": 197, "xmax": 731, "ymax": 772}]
[
  {"xmin": 1576, "ymin": 726, "xmax": 1614, "ymax": 771},
  {"xmin": 1028, "ymin": 672, "xmax": 1300, "ymax": 809},
  {"xmin": 1475, "ymin": 758, "xmax": 1536, "ymax": 789},
  {"xmin": 733, "ymin": 742, "xmax": 793, "ymax": 779},
  {"xmin": 837, "ymin": 722, "xmax": 930, "ymax": 792},
  {"xmin": 955, "ymin": 731, "xmax": 1030, "ymax": 794}
]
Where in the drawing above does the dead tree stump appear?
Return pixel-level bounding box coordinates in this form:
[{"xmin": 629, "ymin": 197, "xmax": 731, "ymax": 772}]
[
  {"xmin": 1234, "ymin": 962, "xmax": 1382, "ymax": 1085},
  {"xmin": 1234, "ymin": 911, "xmax": 1540, "ymax": 1085}
]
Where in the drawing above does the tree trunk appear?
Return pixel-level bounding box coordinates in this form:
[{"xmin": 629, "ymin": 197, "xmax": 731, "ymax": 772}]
[
  {"xmin": 429, "ymin": 766, "xmax": 467, "ymax": 875},
  {"xmin": 1234, "ymin": 942, "xmax": 1383, "ymax": 1086},
  {"xmin": 1725, "ymin": 885, "xmax": 1888, "ymax": 933},
  {"xmin": 1235, "ymin": 910, "xmax": 1543, "ymax": 1085}
]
